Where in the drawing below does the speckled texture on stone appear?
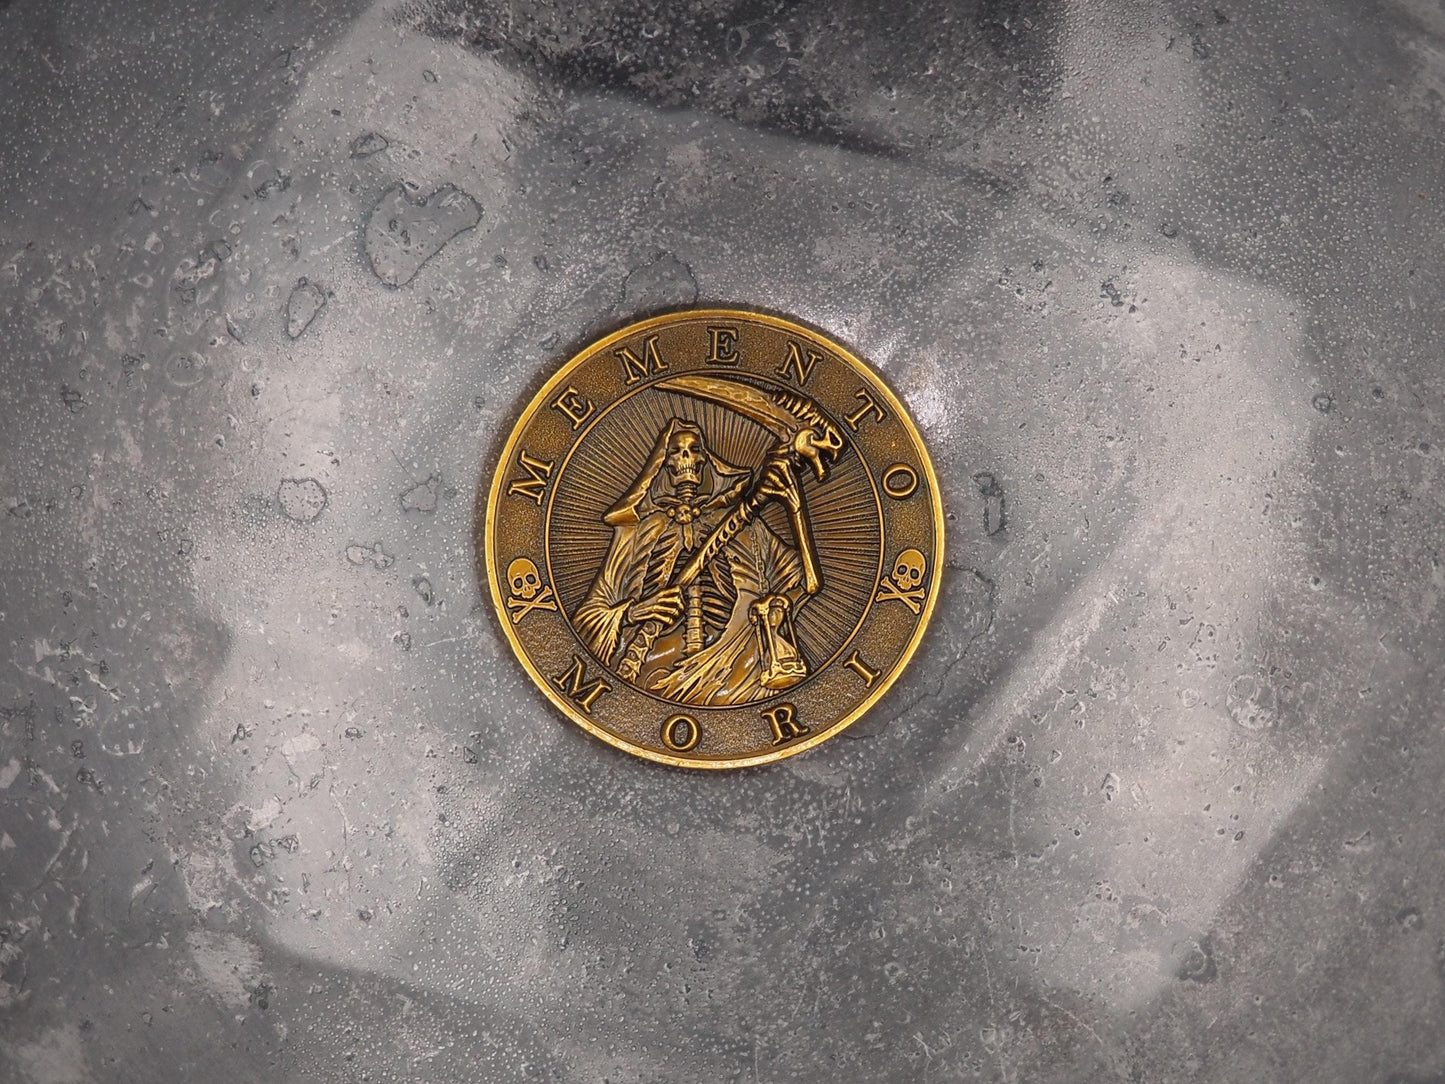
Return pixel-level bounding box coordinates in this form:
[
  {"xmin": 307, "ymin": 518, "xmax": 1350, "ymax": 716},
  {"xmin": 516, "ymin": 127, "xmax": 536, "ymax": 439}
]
[{"xmin": 1, "ymin": 0, "xmax": 1444, "ymax": 1081}]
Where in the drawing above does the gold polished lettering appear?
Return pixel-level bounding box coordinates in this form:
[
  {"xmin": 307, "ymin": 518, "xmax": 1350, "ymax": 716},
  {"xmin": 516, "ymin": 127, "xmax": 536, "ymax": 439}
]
[
  {"xmin": 506, "ymin": 450, "xmax": 554, "ymax": 506},
  {"xmin": 844, "ymin": 388, "xmax": 887, "ymax": 431},
  {"xmin": 553, "ymin": 655, "xmax": 612, "ymax": 714},
  {"xmin": 844, "ymin": 651, "xmax": 881, "ymax": 688},
  {"xmin": 660, "ymin": 714, "xmax": 701, "ymax": 752},
  {"xmin": 615, "ymin": 335, "xmax": 668, "ymax": 385},
  {"xmin": 762, "ymin": 703, "xmax": 809, "ymax": 745},
  {"xmin": 705, "ymin": 326, "xmax": 740, "ymax": 366},
  {"xmin": 882, "ymin": 463, "xmax": 918, "ymax": 499},
  {"xmin": 776, "ymin": 340, "xmax": 822, "ymax": 386},
  {"xmin": 551, "ymin": 386, "xmax": 595, "ymax": 429}
]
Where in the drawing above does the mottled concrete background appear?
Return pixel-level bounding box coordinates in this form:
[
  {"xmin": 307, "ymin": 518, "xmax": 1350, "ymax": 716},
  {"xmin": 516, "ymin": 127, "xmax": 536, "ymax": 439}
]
[{"xmin": 2, "ymin": 0, "xmax": 1443, "ymax": 1080}]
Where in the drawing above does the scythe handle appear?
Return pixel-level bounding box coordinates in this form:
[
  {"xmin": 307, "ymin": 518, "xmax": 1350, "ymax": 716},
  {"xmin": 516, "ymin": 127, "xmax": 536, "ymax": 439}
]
[{"xmin": 789, "ymin": 497, "xmax": 822, "ymax": 596}]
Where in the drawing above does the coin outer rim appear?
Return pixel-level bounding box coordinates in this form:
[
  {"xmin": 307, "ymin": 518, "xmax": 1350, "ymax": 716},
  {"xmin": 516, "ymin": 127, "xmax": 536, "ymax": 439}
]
[{"xmin": 484, "ymin": 308, "xmax": 945, "ymax": 770}]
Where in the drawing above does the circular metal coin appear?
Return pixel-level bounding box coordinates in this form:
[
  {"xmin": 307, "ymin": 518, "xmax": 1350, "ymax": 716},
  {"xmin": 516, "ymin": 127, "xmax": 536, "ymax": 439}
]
[{"xmin": 483, "ymin": 309, "xmax": 943, "ymax": 768}]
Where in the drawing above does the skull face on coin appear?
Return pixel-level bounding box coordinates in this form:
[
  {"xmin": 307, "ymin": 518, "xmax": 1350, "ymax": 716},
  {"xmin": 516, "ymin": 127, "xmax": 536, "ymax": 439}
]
[
  {"xmin": 894, "ymin": 548, "xmax": 927, "ymax": 592},
  {"xmin": 664, "ymin": 429, "xmax": 705, "ymax": 488},
  {"xmin": 508, "ymin": 557, "xmax": 542, "ymax": 600}
]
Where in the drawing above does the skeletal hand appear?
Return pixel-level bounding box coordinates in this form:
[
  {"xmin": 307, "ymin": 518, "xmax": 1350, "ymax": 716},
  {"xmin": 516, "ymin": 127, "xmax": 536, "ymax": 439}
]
[
  {"xmin": 628, "ymin": 586, "xmax": 685, "ymax": 626},
  {"xmin": 756, "ymin": 452, "xmax": 802, "ymax": 513}
]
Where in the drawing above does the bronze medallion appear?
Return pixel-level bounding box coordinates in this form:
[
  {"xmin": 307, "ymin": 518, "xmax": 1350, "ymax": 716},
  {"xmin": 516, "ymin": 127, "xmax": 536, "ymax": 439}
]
[{"xmin": 483, "ymin": 309, "xmax": 943, "ymax": 768}]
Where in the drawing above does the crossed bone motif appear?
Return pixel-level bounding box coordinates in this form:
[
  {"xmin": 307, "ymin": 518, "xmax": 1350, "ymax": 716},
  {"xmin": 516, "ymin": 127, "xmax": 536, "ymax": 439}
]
[
  {"xmin": 875, "ymin": 547, "xmax": 928, "ymax": 616},
  {"xmin": 508, "ymin": 584, "xmax": 558, "ymax": 623},
  {"xmin": 507, "ymin": 556, "xmax": 559, "ymax": 623},
  {"xmin": 876, "ymin": 576, "xmax": 925, "ymax": 615}
]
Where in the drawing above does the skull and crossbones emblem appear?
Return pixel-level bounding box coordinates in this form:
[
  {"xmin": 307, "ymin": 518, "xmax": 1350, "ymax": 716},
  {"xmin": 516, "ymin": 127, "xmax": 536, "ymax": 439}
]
[
  {"xmin": 876, "ymin": 548, "xmax": 928, "ymax": 615},
  {"xmin": 505, "ymin": 557, "xmax": 558, "ymax": 623}
]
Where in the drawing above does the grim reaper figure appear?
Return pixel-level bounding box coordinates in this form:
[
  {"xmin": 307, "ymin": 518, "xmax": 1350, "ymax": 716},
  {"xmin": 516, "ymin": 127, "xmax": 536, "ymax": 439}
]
[{"xmin": 575, "ymin": 419, "xmax": 815, "ymax": 705}]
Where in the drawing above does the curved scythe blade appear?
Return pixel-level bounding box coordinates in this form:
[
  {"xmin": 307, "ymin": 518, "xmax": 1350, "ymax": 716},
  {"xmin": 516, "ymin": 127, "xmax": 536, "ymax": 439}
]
[{"xmin": 653, "ymin": 373, "xmax": 800, "ymax": 440}]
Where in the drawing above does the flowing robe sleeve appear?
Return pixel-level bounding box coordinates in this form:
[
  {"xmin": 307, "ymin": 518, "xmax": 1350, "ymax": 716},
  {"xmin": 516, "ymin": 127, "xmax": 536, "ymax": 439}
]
[
  {"xmin": 575, "ymin": 514, "xmax": 684, "ymax": 664},
  {"xmin": 574, "ymin": 523, "xmax": 644, "ymax": 666}
]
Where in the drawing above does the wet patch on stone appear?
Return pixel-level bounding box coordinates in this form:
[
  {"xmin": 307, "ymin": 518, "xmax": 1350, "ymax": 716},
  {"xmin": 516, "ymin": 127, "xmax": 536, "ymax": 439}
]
[
  {"xmin": 349, "ymin": 131, "xmax": 389, "ymax": 158},
  {"xmin": 119, "ymin": 353, "xmax": 142, "ymax": 387},
  {"xmin": 973, "ymin": 471, "xmax": 1007, "ymax": 536},
  {"xmin": 284, "ymin": 278, "xmax": 327, "ymax": 339},
  {"xmin": 399, "ymin": 475, "xmax": 440, "ymax": 513},
  {"xmin": 277, "ymin": 478, "xmax": 327, "ymax": 523},
  {"xmin": 165, "ymin": 352, "xmax": 207, "ymax": 388},
  {"xmin": 364, "ymin": 183, "xmax": 482, "ymax": 287},
  {"xmin": 201, "ymin": 238, "xmax": 232, "ymax": 265},
  {"xmin": 345, "ymin": 541, "xmax": 394, "ymax": 569},
  {"xmin": 1176, "ymin": 937, "xmax": 1217, "ymax": 983},
  {"xmin": 252, "ymin": 168, "xmax": 290, "ymax": 199},
  {"xmin": 249, "ymin": 982, "xmax": 274, "ymax": 1011}
]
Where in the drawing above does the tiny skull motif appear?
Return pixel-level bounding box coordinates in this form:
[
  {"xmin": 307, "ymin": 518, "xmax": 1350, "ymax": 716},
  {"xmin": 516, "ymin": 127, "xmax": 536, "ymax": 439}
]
[
  {"xmin": 506, "ymin": 557, "xmax": 558, "ymax": 622},
  {"xmin": 876, "ymin": 548, "xmax": 928, "ymax": 615}
]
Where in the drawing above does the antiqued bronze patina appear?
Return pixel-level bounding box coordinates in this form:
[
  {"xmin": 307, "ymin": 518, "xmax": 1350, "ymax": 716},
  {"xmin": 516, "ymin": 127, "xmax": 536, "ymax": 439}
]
[{"xmin": 484, "ymin": 310, "xmax": 942, "ymax": 768}]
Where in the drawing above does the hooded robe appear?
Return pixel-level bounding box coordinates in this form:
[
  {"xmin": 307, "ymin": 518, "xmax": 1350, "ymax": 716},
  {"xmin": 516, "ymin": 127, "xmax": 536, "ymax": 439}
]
[{"xmin": 574, "ymin": 420, "xmax": 807, "ymax": 706}]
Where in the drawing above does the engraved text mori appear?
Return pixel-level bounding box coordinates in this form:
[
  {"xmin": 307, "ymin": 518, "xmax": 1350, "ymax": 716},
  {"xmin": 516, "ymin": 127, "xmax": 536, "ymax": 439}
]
[
  {"xmin": 553, "ymin": 655, "xmax": 613, "ymax": 713},
  {"xmin": 844, "ymin": 650, "xmax": 881, "ymax": 688},
  {"xmin": 763, "ymin": 703, "xmax": 809, "ymax": 745},
  {"xmin": 661, "ymin": 714, "xmax": 701, "ymax": 752}
]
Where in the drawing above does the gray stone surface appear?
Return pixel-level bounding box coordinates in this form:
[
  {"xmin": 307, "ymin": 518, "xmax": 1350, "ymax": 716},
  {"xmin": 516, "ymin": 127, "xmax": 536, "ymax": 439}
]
[
  {"xmin": 2, "ymin": 0, "xmax": 1444, "ymax": 1081},
  {"xmin": 364, "ymin": 183, "xmax": 484, "ymax": 287}
]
